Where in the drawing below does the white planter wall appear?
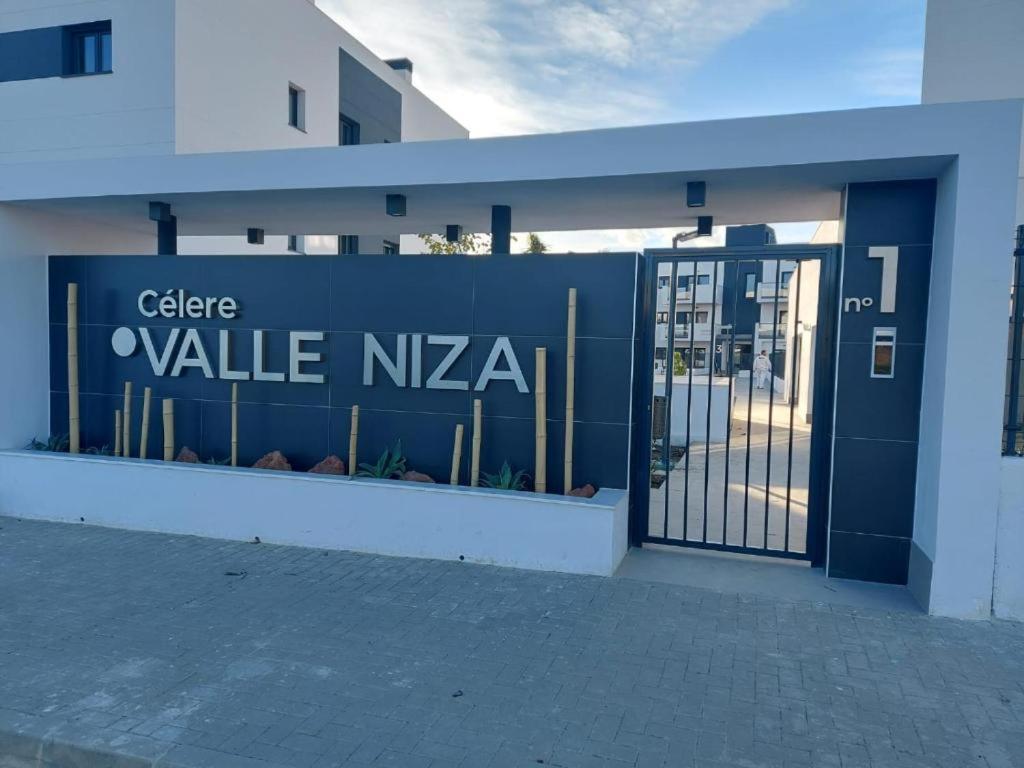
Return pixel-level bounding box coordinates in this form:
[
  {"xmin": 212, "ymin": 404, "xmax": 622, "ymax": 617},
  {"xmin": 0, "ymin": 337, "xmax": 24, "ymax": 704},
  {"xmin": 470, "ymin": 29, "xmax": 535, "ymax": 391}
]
[{"xmin": 0, "ymin": 452, "xmax": 629, "ymax": 577}]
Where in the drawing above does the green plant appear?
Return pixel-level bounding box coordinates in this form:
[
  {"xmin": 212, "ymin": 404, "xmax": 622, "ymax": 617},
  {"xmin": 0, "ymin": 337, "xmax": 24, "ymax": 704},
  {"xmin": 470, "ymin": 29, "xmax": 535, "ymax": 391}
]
[
  {"xmin": 673, "ymin": 350, "xmax": 687, "ymax": 376},
  {"xmin": 481, "ymin": 461, "xmax": 529, "ymax": 491},
  {"xmin": 27, "ymin": 434, "xmax": 69, "ymax": 453},
  {"xmin": 84, "ymin": 445, "xmax": 114, "ymax": 456},
  {"xmin": 357, "ymin": 440, "xmax": 407, "ymax": 479},
  {"xmin": 205, "ymin": 456, "xmax": 232, "ymax": 466}
]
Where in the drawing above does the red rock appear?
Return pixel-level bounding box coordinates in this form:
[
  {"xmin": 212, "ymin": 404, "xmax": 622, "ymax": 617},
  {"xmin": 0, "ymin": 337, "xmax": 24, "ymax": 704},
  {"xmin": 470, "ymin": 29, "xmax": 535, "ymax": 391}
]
[
  {"xmin": 568, "ymin": 484, "xmax": 597, "ymax": 498},
  {"xmin": 175, "ymin": 447, "xmax": 199, "ymax": 463},
  {"xmin": 401, "ymin": 470, "xmax": 436, "ymax": 484},
  {"xmin": 253, "ymin": 451, "xmax": 292, "ymax": 471},
  {"xmin": 309, "ymin": 455, "xmax": 346, "ymax": 475}
]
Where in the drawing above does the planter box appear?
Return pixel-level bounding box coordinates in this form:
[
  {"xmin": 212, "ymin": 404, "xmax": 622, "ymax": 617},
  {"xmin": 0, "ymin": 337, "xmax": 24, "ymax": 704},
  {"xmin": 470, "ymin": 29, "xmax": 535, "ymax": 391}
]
[{"xmin": 0, "ymin": 451, "xmax": 629, "ymax": 576}]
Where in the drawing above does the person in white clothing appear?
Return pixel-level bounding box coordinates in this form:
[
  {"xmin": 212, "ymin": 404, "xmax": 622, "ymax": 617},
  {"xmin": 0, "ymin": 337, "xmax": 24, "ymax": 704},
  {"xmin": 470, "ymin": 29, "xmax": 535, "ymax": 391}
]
[{"xmin": 753, "ymin": 350, "xmax": 772, "ymax": 390}]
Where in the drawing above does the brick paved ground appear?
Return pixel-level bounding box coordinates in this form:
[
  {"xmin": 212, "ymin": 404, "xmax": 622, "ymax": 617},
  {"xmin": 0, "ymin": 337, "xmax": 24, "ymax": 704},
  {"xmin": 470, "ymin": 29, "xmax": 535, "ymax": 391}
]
[{"xmin": 1, "ymin": 516, "xmax": 1022, "ymax": 768}]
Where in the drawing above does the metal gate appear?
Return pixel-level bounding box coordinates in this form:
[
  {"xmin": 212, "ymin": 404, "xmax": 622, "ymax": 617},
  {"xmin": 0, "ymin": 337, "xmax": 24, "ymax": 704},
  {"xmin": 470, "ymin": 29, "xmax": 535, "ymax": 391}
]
[{"xmin": 631, "ymin": 245, "xmax": 839, "ymax": 564}]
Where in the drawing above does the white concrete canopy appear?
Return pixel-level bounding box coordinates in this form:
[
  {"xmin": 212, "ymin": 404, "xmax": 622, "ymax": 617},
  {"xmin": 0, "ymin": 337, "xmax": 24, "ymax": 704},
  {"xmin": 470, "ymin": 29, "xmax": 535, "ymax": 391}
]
[{"xmin": 0, "ymin": 101, "xmax": 1004, "ymax": 237}]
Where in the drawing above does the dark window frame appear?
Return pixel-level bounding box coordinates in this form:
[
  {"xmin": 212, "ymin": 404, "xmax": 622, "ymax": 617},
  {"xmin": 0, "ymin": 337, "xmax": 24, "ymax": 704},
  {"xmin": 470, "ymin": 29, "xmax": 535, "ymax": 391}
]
[
  {"xmin": 339, "ymin": 235, "xmax": 359, "ymax": 255},
  {"xmin": 62, "ymin": 20, "xmax": 112, "ymax": 77},
  {"xmin": 382, "ymin": 240, "xmax": 399, "ymax": 256},
  {"xmin": 288, "ymin": 83, "xmax": 306, "ymax": 131},
  {"xmin": 340, "ymin": 114, "xmax": 361, "ymax": 146}
]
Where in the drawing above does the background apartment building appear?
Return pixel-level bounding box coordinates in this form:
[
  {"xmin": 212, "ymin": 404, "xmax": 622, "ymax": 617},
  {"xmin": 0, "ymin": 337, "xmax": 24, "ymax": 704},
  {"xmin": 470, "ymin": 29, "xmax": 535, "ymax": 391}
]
[{"xmin": 0, "ymin": 0, "xmax": 468, "ymax": 255}]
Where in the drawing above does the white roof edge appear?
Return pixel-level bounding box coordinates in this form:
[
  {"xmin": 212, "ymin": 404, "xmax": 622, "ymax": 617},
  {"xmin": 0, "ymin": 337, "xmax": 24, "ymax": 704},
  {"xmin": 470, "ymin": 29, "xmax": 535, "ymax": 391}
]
[{"xmin": 0, "ymin": 100, "xmax": 1020, "ymax": 204}]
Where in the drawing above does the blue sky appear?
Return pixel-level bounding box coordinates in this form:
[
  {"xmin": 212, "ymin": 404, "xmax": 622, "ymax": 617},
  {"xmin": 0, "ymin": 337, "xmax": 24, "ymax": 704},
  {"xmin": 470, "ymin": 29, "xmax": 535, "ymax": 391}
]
[
  {"xmin": 322, "ymin": 0, "xmax": 926, "ymax": 137},
  {"xmin": 320, "ymin": 0, "xmax": 927, "ymax": 248}
]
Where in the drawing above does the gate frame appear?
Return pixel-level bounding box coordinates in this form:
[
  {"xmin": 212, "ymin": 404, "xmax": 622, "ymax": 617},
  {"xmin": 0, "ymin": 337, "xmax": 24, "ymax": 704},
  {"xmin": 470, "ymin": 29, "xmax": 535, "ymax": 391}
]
[{"xmin": 628, "ymin": 244, "xmax": 841, "ymax": 567}]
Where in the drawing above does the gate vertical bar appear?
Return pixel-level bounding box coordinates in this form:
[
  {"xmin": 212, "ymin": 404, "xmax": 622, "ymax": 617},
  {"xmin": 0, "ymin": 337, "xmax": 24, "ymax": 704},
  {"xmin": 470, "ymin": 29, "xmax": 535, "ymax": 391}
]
[
  {"xmin": 763, "ymin": 259, "xmax": 782, "ymax": 550},
  {"xmin": 722, "ymin": 259, "xmax": 741, "ymax": 545},
  {"xmin": 1005, "ymin": 226, "xmax": 1024, "ymax": 454},
  {"xmin": 702, "ymin": 259, "xmax": 719, "ymax": 543},
  {"xmin": 661, "ymin": 262, "xmax": 680, "ymax": 538},
  {"xmin": 682, "ymin": 261, "xmax": 699, "ymax": 541},
  {"xmin": 784, "ymin": 262, "xmax": 803, "ymax": 552}
]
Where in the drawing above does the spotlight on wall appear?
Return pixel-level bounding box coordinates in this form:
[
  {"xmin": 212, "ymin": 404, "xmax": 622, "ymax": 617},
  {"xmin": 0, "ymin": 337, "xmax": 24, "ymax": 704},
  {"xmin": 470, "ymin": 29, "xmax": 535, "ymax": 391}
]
[
  {"xmin": 686, "ymin": 181, "xmax": 707, "ymax": 208},
  {"xmin": 697, "ymin": 215, "xmax": 713, "ymax": 236},
  {"xmin": 247, "ymin": 228, "xmax": 265, "ymax": 245},
  {"xmin": 386, "ymin": 194, "xmax": 407, "ymax": 217}
]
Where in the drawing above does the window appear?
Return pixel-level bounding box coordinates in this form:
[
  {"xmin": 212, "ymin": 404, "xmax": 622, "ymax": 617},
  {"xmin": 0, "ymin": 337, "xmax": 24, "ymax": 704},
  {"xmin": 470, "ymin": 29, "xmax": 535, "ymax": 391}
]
[
  {"xmin": 339, "ymin": 235, "xmax": 359, "ymax": 255},
  {"xmin": 778, "ymin": 310, "xmax": 788, "ymax": 326},
  {"xmin": 382, "ymin": 240, "xmax": 399, "ymax": 256},
  {"xmin": 655, "ymin": 348, "xmax": 668, "ymax": 361},
  {"xmin": 657, "ymin": 276, "xmax": 669, "ymax": 289},
  {"xmin": 676, "ymin": 311, "xmax": 689, "ymax": 325},
  {"xmin": 745, "ymin": 273, "xmax": 756, "ymax": 299},
  {"xmin": 287, "ymin": 235, "xmax": 301, "ymax": 253},
  {"xmin": 655, "ymin": 311, "xmax": 669, "ymax": 324},
  {"xmin": 697, "ymin": 274, "xmax": 710, "ymax": 286},
  {"xmin": 677, "ymin": 275, "xmax": 689, "ymax": 291},
  {"xmin": 288, "ymin": 84, "xmax": 306, "ymax": 131},
  {"xmin": 695, "ymin": 311, "xmax": 709, "ymax": 324},
  {"xmin": 340, "ymin": 115, "xmax": 361, "ymax": 146},
  {"xmin": 66, "ymin": 22, "xmax": 112, "ymax": 76},
  {"xmin": 780, "ymin": 270, "xmax": 793, "ymax": 288}
]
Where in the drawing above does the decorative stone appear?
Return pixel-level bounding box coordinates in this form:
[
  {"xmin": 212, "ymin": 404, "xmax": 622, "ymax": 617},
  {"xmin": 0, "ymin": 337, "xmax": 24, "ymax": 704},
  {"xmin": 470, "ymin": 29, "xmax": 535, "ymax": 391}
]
[
  {"xmin": 568, "ymin": 484, "xmax": 597, "ymax": 499},
  {"xmin": 175, "ymin": 447, "xmax": 199, "ymax": 463},
  {"xmin": 401, "ymin": 470, "xmax": 436, "ymax": 484},
  {"xmin": 309, "ymin": 455, "xmax": 346, "ymax": 475},
  {"xmin": 253, "ymin": 451, "xmax": 292, "ymax": 471}
]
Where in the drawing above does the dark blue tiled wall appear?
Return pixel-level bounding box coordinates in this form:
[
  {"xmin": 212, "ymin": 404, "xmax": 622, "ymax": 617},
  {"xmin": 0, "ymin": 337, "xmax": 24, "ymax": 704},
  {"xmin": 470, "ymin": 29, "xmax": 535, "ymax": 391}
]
[
  {"xmin": 340, "ymin": 50, "xmax": 401, "ymax": 145},
  {"xmin": 0, "ymin": 25, "xmax": 65, "ymax": 83},
  {"xmin": 829, "ymin": 180, "xmax": 935, "ymax": 584},
  {"xmin": 48, "ymin": 253, "xmax": 638, "ymax": 491}
]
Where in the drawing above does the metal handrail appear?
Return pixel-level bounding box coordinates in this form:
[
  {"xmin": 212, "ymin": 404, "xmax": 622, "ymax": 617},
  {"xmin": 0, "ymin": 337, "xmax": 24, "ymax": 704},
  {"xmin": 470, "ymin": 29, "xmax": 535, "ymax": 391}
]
[{"xmin": 1003, "ymin": 225, "xmax": 1024, "ymax": 456}]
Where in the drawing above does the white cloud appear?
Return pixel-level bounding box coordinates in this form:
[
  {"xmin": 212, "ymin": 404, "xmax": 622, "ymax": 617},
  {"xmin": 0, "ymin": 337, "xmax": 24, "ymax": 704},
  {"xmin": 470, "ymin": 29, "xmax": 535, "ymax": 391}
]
[
  {"xmin": 855, "ymin": 47, "xmax": 923, "ymax": 101},
  {"xmin": 318, "ymin": 0, "xmax": 792, "ymax": 136}
]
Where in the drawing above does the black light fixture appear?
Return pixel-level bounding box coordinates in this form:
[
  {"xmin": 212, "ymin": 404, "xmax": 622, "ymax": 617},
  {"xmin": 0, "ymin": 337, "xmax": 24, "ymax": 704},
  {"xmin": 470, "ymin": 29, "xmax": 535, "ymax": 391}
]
[
  {"xmin": 697, "ymin": 215, "xmax": 713, "ymax": 236},
  {"xmin": 148, "ymin": 201, "xmax": 172, "ymax": 222},
  {"xmin": 386, "ymin": 194, "xmax": 407, "ymax": 217},
  {"xmin": 446, "ymin": 225, "xmax": 463, "ymax": 243},
  {"xmin": 686, "ymin": 181, "xmax": 707, "ymax": 208},
  {"xmin": 247, "ymin": 228, "xmax": 265, "ymax": 245}
]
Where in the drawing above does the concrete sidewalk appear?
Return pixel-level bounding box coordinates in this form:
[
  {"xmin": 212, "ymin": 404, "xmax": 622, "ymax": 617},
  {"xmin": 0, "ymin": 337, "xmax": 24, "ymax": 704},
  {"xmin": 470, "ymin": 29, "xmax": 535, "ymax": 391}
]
[{"xmin": 1, "ymin": 517, "xmax": 1023, "ymax": 768}]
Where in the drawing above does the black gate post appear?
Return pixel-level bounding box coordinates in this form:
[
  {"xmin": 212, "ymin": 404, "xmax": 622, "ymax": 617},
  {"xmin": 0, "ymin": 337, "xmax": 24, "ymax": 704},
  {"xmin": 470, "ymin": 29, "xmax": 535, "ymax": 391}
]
[
  {"xmin": 1004, "ymin": 226, "xmax": 1024, "ymax": 455},
  {"xmin": 629, "ymin": 252, "xmax": 656, "ymax": 547}
]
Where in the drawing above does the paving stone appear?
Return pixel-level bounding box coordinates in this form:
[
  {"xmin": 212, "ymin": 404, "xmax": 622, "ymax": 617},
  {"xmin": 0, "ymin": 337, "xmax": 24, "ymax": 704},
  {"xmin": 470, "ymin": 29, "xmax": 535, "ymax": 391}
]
[{"xmin": 1, "ymin": 517, "xmax": 1024, "ymax": 768}]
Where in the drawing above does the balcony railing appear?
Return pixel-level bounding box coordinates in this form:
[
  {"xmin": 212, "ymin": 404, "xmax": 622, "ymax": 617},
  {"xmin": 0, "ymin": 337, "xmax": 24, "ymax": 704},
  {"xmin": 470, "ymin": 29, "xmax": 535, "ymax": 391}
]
[{"xmin": 756, "ymin": 282, "xmax": 789, "ymax": 302}]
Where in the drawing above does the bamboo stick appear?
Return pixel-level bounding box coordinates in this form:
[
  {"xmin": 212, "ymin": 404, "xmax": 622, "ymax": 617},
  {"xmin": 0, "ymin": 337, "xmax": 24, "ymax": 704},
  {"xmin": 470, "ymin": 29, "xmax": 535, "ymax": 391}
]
[
  {"xmin": 231, "ymin": 383, "xmax": 239, "ymax": 468},
  {"xmin": 122, "ymin": 381, "xmax": 133, "ymax": 457},
  {"xmin": 348, "ymin": 405, "xmax": 359, "ymax": 476},
  {"xmin": 162, "ymin": 399, "xmax": 174, "ymax": 461},
  {"xmin": 471, "ymin": 399, "xmax": 482, "ymax": 487},
  {"xmin": 67, "ymin": 283, "xmax": 80, "ymax": 454},
  {"xmin": 139, "ymin": 387, "xmax": 152, "ymax": 460},
  {"xmin": 535, "ymin": 347, "xmax": 547, "ymax": 493},
  {"xmin": 114, "ymin": 410, "xmax": 122, "ymax": 457},
  {"xmin": 450, "ymin": 424, "xmax": 464, "ymax": 486},
  {"xmin": 564, "ymin": 288, "xmax": 577, "ymax": 494}
]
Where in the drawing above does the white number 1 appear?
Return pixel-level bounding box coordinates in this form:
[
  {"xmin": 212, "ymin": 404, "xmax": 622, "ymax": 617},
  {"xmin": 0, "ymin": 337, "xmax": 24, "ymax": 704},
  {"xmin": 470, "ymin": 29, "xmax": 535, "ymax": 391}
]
[{"xmin": 868, "ymin": 246, "xmax": 899, "ymax": 314}]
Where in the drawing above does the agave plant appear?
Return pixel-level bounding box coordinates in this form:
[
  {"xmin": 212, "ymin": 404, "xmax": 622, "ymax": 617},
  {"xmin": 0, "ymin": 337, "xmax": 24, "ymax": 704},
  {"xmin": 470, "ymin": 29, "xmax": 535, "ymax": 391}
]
[
  {"xmin": 205, "ymin": 456, "xmax": 232, "ymax": 466},
  {"xmin": 481, "ymin": 462, "xmax": 530, "ymax": 491},
  {"xmin": 27, "ymin": 434, "xmax": 69, "ymax": 453},
  {"xmin": 357, "ymin": 440, "xmax": 407, "ymax": 479}
]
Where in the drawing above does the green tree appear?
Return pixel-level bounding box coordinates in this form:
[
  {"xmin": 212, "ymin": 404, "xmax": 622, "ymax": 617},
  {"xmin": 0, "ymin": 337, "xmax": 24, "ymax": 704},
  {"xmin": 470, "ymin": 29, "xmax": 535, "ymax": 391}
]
[
  {"xmin": 525, "ymin": 233, "xmax": 548, "ymax": 254},
  {"xmin": 419, "ymin": 232, "xmax": 489, "ymax": 255},
  {"xmin": 673, "ymin": 350, "xmax": 688, "ymax": 377}
]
